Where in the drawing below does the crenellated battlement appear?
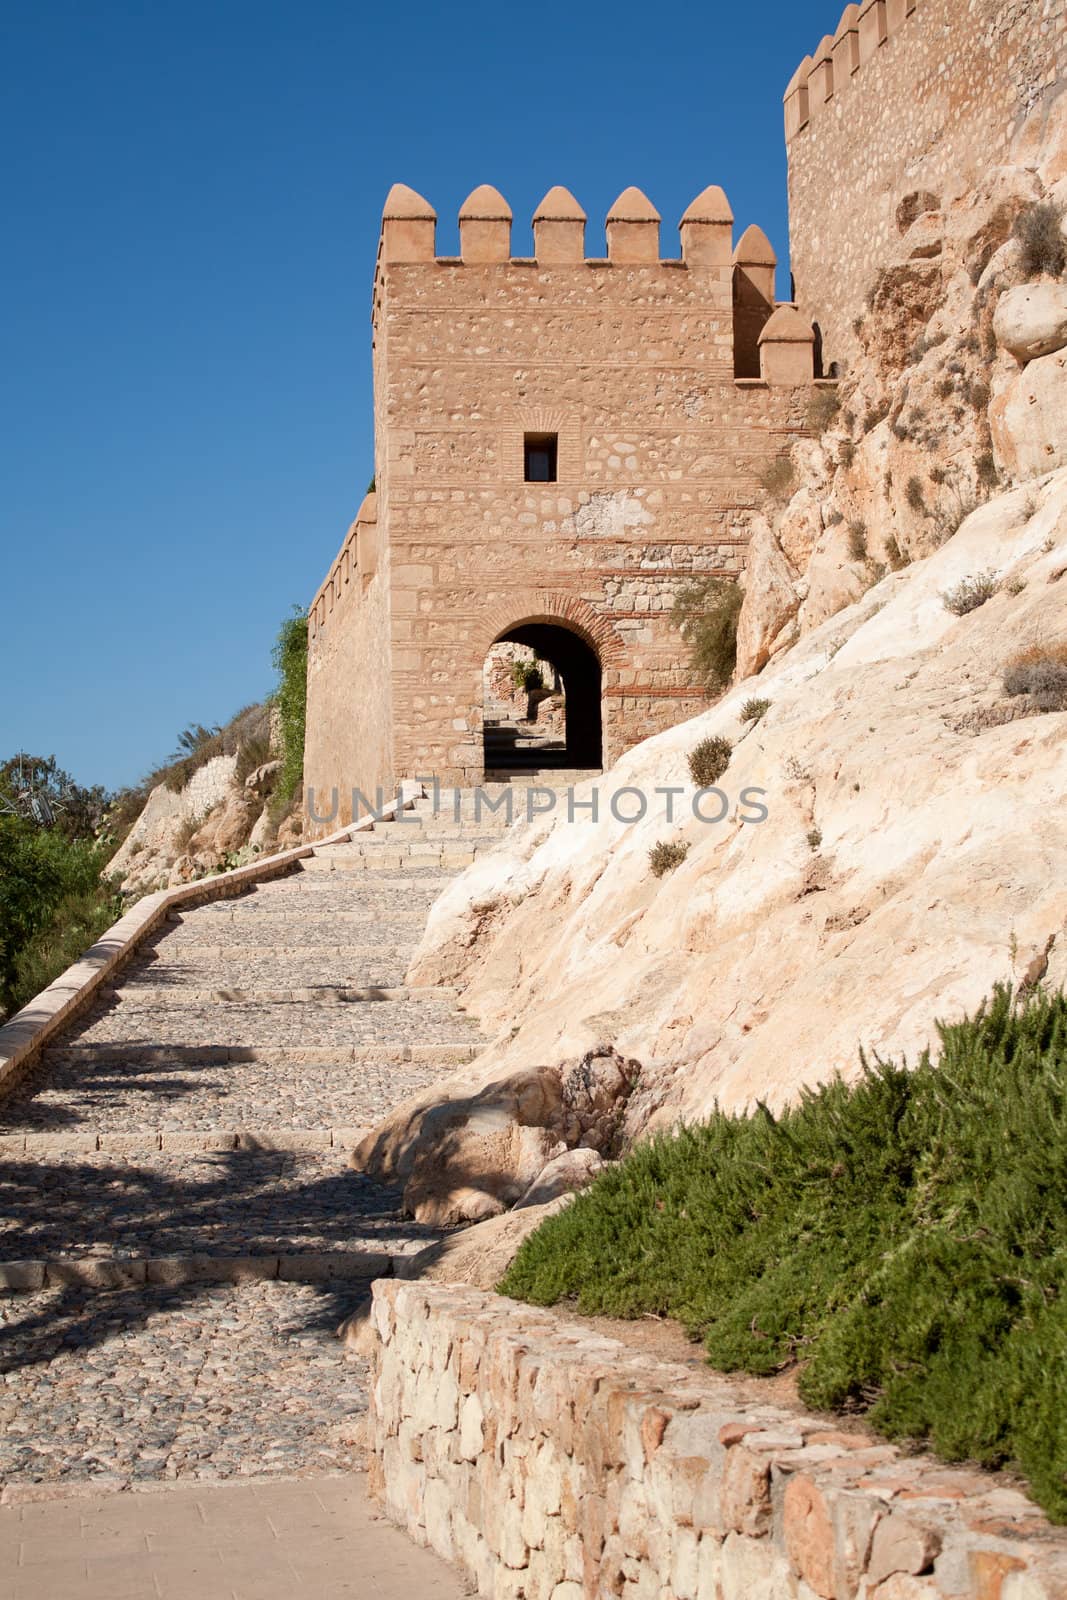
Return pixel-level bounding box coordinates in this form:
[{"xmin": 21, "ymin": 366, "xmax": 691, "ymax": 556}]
[
  {"xmin": 784, "ymin": 1, "xmax": 918, "ymax": 143},
  {"xmin": 379, "ymin": 182, "xmax": 752, "ymax": 270}
]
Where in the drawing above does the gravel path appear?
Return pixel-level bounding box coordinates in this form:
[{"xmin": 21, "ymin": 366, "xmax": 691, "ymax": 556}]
[
  {"xmin": 0, "ymin": 1281, "xmax": 372, "ymax": 1485},
  {"xmin": 0, "ymin": 809, "xmax": 492, "ymax": 1490}
]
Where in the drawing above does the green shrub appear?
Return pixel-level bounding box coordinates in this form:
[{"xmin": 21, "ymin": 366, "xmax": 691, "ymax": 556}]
[
  {"xmin": 234, "ymin": 735, "xmax": 272, "ymax": 787},
  {"xmin": 1013, "ymin": 202, "xmax": 1067, "ymax": 280},
  {"xmin": 271, "ymin": 607, "xmax": 308, "ymax": 815},
  {"xmin": 942, "ymin": 571, "xmax": 999, "ymax": 616},
  {"xmin": 847, "ymin": 521, "xmax": 868, "ymax": 562},
  {"xmin": 906, "ymin": 476, "xmax": 925, "ymax": 511},
  {"xmin": 688, "ymin": 736, "xmax": 732, "ymax": 788},
  {"xmin": 977, "ymin": 451, "xmax": 999, "ymax": 489},
  {"xmin": 649, "ymin": 840, "xmax": 689, "ymax": 878},
  {"xmin": 740, "ymin": 698, "xmax": 770, "ymax": 723},
  {"xmin": 510, "ymin": 660, "xmax": 544, "ymax": 693},
  {"xmin": 671, "ymin": 579, "xmax": 743, "ymax": 694},
  {"xmin": 500, "ymin": 985, "xmax": 1067, "ymax": 1522},
  {"xmin": 806, "ymin": 826, "xmax": 822, "ymax": 849}
]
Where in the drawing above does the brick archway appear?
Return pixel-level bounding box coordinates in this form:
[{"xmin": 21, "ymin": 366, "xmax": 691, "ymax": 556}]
[{"xmin": 472, "ymin": 591, "xmax": 626, "ymax": 670}]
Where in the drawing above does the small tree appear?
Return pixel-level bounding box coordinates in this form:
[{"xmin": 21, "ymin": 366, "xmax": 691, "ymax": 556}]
[{"xmin": 272, "ymin": 607, "xmax": 309, "ymax": 814}]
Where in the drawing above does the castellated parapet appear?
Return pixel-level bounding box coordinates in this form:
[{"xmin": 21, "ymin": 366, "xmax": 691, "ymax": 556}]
[
  {"xmin": 785, "ymin": 0, "xmax": 1066, "ymax": 367},
  {"xmin": 304, "ymin": 186, "xmax": 823, "ymax": 825}
]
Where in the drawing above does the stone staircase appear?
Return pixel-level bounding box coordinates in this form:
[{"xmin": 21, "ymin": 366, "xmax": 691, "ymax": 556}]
[{"xmin": 0, "ymin": 787, "xmax": 529, "ymax": 1490}]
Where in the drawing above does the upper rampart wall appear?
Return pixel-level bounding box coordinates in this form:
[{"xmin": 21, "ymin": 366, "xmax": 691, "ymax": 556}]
[{"xmin": 785, "ymin": 0, "xmax": 1065, "ymax": 367}]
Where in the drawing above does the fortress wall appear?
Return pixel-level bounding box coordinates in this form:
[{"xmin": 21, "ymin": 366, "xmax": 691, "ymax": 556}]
[
  {"xmin": 376, "ymin": 249, "xmax": 810, "ymax": 786},
  {"xmin": 305, "ymin": 498, "xmax": 394, "ymax": 835},
  {"xmin": 786, "ymin": 0, "xmax": 1066, "ymax": 368}
]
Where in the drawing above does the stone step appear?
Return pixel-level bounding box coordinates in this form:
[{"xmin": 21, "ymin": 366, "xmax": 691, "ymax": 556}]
[
  {"xmin": 97, "ymin": 984, "xmax": 460, "ymax": 1006},
  {"xmin": 0, "ymin": 1146, "xmax": 441, "ymax": 1289},
  {"xmin": 482, "ymin": 768, "xmax": 602, "ymax": 784},
  {"xmin": 168, "ymin": 906, "xmax": 430, "ymax": 923},
  {"xmin": 0, "ymin": 1247, "xmax": 432, "ymax": 1293},
  {"xmin": 42, "ymin": 1041, "xmax": 479, "ymax": 1066},
  {"xmin": 146, "ymin": 942, "xmax": 414, "ymax": 958},
  {"xmin": 0, "ymin": 1126, "xmax": 371, "ymax": 1155},
  {"xmin": 295, "ymin": 864, "xmax": 470, "ymax": 876}
]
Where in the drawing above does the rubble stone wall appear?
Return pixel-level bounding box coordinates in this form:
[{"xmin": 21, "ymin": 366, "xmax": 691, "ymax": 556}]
[
  {"xmin": 369, "ymin": 1280, "xmax": 1067, "ymax": 1600},
  {"xmin": 786, "ymin": 0, "xmax": 1066, "ymax": 368}
]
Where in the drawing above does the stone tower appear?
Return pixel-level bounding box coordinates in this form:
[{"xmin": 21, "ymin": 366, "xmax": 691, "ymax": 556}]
[{"xmin": 303, "ymin": 183, "xmax": 820, "ymax": 828}]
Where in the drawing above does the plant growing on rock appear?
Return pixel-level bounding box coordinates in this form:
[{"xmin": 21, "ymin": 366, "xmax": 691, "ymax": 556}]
[
  {"xmin": 806, "ymin": 826, "xmax": 823, "ymax": 850},
  {"xmin": 1012, "ymin": 201, "xmax": 1067, "ymax": 280},
  {"xmin": 757, "ymin": 456, "xmax": 796, "ymax": 503},
  {"xmin": 942, "ymin": 571, "xmax": 999, "ymax": 616},
  {"xmin": 649, "ymin": 840, "xmax": 689, "ymax": 878},
  {"xmin": 847, "ymin": 521, "xmax": 868, "ymax": 562},
  {"xmin": 740, "ymin": 698, "xmax": 770, "ymax": 723},
  {"xmin": 671, "ymin": 578, "xmax": 743, "ymax": 694},
  {"xmin": 806, "ymin": 387, "xmax": 841, "ymax": 434},
  {"xmin": 1003, "ymin": 645, "xmax": 1067, "ymax": 711},
  {"xmin": 906, "ymin": 476, "xmax": 926, "ymax": 512},
  {"xmin": 688, "ymin": 736, "xmax": 732, "ymax": 787}
]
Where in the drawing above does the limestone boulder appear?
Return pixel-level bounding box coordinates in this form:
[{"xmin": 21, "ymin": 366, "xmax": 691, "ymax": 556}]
[
  {"xmin": 397, "ymin": 1197, "xmax": 569, "ymax": 1285},
  {"xmin": 994, "ymin": 284, "xmax": 1067, "ymax": 365},
  {"xmin": 990, "ymin": 350, "xmax": 1067, "ymax": 482},
  {"xmin": 351, "ymin": 1046, "xmax": 640, "ymax": 1226},
  {"xmin": 514, "ymin": 1147, "xmax": 605, "ymax": 1210}
]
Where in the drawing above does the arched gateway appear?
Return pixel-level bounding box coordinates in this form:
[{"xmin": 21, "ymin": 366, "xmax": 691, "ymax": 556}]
[{"xmin": 303, "ymin": 183, "xmax": 817, "ymax": 832}]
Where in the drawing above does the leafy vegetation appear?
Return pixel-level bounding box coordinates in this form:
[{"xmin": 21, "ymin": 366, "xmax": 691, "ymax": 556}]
[
  {"xmin": 688, "ymin": 736, "xmax": 732, "ymax": 788},
  {"xmin": 739, "ymin": 698, "xmax": 770, "ymax": 723},
  {"xmin": 649, "ymin": 840, "xmax": 689, "ymax": 878},
  {"xmin": 272, "ymin": 607, "xmax": 308, "ymax": 814},
  {"xmin": 0, "ymin": 757, "xmax": 121, "ymax": 1019},
  {"xmin": 510, "ymin": 660, "xmax": 545, "ymax": 693},
  {"xmin": 756, "ymin": 456, "xmax": 796, "ymax": 502},
  {"xmin": 847, "ymin": 521, "xmax": 868, "ymax": 562},
  {"xmin": 500, "ymin": 985, "xmax": 1067, "ymax": 1521},
  {"xmin": 671, "ymin": 579, "xmax": 743, "ymax": 695},
  {"xmin": 942, "ymin": 571, "xmax": 999, "ymax": 615}
]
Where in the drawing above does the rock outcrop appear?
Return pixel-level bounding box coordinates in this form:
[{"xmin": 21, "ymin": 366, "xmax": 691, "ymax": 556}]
[
  {"xmin": 107, "ymin": 707, "xmax": 294, "ymax": 898},
  {"xmin": 363, "ymin": 469, "xmax": 1067, "ymax": 1214},
  {"xmin": 353, "ymin": 1045, "xmax": 639, "ymax": 1225}
]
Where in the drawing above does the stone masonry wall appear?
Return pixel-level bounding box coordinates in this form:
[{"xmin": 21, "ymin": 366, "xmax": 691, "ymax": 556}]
[
  {"xmin": 377, "ymin": 248, "xmax": 809, "ymax": 786},
  {"xmin": 786, "ymin": 0, "xmax": 1066, "ymax": 369},
  {"xmin": 369, "ymin": 1281, "xmax": 1067, "ymax": 1600},
  {"xmin": 305, "ymin": 499, "xmax": 393, "ymax": 834}
]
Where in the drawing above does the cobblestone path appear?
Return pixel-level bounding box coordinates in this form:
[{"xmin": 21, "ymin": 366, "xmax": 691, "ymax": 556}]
[{"xmin": 0, "ymin": 794, "xmax": 510, "ymax": 1494}]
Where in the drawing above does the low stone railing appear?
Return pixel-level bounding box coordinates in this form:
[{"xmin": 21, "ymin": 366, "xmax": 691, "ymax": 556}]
[
  {"xmin": 0, "ymin": 782, "xmax": 423, "ymax": 1093},
  {"xmin": 369, "ymin": 1281, "xmax": 1066, "ymax": 1600}
]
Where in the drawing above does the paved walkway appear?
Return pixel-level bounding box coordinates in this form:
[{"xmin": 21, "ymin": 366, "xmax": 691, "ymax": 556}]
[
  {"xmin": 0, "ymin": 793, "xmax": 509, "ymax": 1593},
  {"xmin": 0, "ymin": 1475, "xmax": 465, "ymax": 1599}
]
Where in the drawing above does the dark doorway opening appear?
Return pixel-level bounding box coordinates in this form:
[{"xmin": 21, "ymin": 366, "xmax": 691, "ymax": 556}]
[{"xmin": 482, "ymin": 622, "xmax": 602, "ymax": 776}]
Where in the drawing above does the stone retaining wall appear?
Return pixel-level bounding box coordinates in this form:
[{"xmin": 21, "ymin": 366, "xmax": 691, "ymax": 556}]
[{"xmin": 369, "ymin": 1281, "xmax": 1067, "ymax": 1600}]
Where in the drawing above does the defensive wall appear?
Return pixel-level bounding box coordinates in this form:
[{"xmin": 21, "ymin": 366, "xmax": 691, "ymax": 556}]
[
  {"xmin": 785, "ymin": 0, "xmax": 1067, "ymax": 368},
  {"xmin": 304, "ymin": 184, "xmax": 823, "ymax": 829}
]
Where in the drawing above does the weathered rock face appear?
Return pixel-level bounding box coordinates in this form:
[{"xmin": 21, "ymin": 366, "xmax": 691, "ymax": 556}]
[
  {"xmin": 736, "ymin": 127, "xmax": 1065, "ymax": 684},
  {"xmin": 990, "ymin": 349, "xmax": 1067, "ymax": 483},
  {"xmin": 352, "ymin": 1045, "xmax": 640, "ymax": 1225},
  {"xmin": 383, "ymin": 471, "xmax": 1067, "ymax": 1192},
  {"xmin": 107, "ymin": 714, "xmax": 289, "ymax": 898}
]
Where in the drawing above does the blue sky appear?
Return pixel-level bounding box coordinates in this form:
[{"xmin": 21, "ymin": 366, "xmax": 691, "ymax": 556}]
[{"xmin": 2, "ymin": 0, "xmax": 821, "ymax": 792}]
